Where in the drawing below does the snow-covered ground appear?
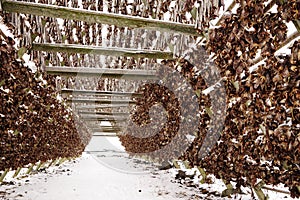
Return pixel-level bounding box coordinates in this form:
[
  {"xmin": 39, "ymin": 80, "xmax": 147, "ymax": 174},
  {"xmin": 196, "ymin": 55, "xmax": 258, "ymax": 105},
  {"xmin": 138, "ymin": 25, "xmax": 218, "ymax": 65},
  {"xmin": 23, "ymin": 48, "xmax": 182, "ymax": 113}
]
[{"xmin": 0, "ymin": 136, "xmax": 294, "ymax": 200}]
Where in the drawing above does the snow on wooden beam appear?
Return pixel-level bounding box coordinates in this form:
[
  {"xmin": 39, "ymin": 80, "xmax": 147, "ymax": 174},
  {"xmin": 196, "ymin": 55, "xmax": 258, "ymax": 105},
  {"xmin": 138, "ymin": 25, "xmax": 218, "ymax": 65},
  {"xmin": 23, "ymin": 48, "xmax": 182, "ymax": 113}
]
[
  {"xmin": 1, "ymin": 0, "xmax": 202, "ymax": 36},
  {"xmin": 61, "ymin": 89, "xmax": 142, "ymax": 98},
  {"xmin": 32, "ymin": 43, "xmax": 174, "ymax": 59},
  {"xmin": 45, "ymin": 67, "xmax": 158, "ymax": 80}
]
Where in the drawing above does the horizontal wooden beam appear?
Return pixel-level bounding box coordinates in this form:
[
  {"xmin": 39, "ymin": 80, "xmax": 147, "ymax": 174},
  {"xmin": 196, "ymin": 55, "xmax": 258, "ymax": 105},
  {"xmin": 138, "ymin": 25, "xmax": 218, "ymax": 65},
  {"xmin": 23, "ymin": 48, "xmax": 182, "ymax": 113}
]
[
  {"xmin": 82, "ymin": 117, "xmax": 127, "ymax": 122},
  {"xmin": 1, "ymin": 0, "xmax": 202, "ymax": 36},
  {"xmin": 32, "ymin": 43, "xmax": 174, "ymax": 59},
  {"xmin": 45, "ymin": 67, "xmax": 158, "ymax": 80},
  {"xmin": 75, "ymin": 105, "xmax": 131, "ymax": 109},
  {"xmin": 68, "ymin": 98, "xmax": 136, "ymax": 105},
  {"xmin": 79, "ymin": 111, "xmax": 130, "ymax": 116},
  {"xmin": 92, "ymin": 134, "xmax": 118, "ymax": 137},
  {"xmin": 91, "ymin": 128, "xmax": 121, "ymax": 133},
  {"xmin": 81, "ymin": 114, "xmax": 129, "ymax": 119},
  {"xmin": 81, "ymin": 115, "xmax": 128, "ymax": 120},
  {"xmin": 61, "ymin": 89, "xmax": 142, "ymax": 98}
]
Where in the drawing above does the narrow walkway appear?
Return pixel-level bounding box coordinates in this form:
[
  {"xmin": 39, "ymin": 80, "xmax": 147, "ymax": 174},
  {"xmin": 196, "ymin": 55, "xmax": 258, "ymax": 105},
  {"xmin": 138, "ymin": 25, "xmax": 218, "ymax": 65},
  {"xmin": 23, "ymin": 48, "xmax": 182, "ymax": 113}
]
[{"xmin": 0, "ymin": 137, "xmax": 208, "ymax": 200}]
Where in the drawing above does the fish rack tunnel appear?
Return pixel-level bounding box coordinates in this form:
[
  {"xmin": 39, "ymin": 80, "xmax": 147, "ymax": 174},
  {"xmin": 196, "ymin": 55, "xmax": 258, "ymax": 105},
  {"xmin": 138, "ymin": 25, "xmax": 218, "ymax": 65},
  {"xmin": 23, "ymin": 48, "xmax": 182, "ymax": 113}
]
[
  {"xmin": 1, "ymin": 0, "xmax": 298, "ymax": 137},
  {"xmin": 1, "ymin": 0, "xmax": 300, "ymax": 199}
]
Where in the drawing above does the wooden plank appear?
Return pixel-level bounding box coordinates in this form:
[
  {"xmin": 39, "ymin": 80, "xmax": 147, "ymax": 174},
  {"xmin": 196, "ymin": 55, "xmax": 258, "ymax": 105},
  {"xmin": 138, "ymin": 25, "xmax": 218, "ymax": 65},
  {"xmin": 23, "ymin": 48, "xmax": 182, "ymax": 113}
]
[
  {"xmin": 79, "ymin": 111, "xmax": 129, "ymax": 116},
  {"xmin": 67, "ymin": 98, "xmax": 136, "ymax": 105},
  {"xmin": 81, "ymin": 114, "xmax": 128, "ymax": 119},
  {"xmin": 45, "ymin": 66, "xmax": 158, "ymax": 80},
  {"xmin": 91, "ymin": 127, "xmax": 121, "ymax": 132},
  {"xmin": 75, "ymin": 105, "xmax": 131, "ymax": 109},
  {"xmin": 92, "ymin": 134, "xmax": 118, "ymax": 137},
  {"xmin": 32, "ymin": 43, "xmax": 174, "ymax": 59},
  {"xmin": 82, "ymin": 118, "xmax": 127, "ymax": 122},
  {"xmin": 61, "ymin": 89, "xmax": 142, "ymax": 98},
  {"xmin": 81, "ymin": 115, "xmax": 128, "ymax": 120},
  {"xmin": 1, "ymin": 0, "xmax": 202, "ymax": 36}
]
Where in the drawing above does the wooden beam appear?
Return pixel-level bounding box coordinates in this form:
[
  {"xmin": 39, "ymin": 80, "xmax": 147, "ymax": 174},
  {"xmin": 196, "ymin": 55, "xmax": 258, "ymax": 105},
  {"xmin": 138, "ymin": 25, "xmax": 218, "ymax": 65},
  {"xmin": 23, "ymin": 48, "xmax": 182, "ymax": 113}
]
[
  {"xmin": 79, "ymin": 111, "xmax": 130, "ymax": 116},
  {"xmin": 92, "ymin": 129, "xmax": 120, "ymax": 133},
  {"xmin": 1, "ymin": 0, "xmax": 202, "ymax": 36},
  {"xmin": 45, "ymin": 67, "xmax": 157, "ymax": 80},
  {"xmin": 75, "ymin": 105, "xmax": 131, "ymax": 109},
  {"xmin": 92, "ymin": 134, "xmax": 118, "ymax": 137},
  {"xmin": 32, "ymin": 43, "xmax": 174, "ymax": 59},
  {"xmin": 67, "ymin": 98, "xmax": 136, "ymax": 105},
  {"xmin": 81, "ymin": 115, "xmax": 128, "ymax": 121},
  {"xmin": 61, "ymin": 89, "xmax": 142, "ymax": 98},
  {"xmin": 82, "ymin": 118, "xmax": 127, "ymax": 122}
]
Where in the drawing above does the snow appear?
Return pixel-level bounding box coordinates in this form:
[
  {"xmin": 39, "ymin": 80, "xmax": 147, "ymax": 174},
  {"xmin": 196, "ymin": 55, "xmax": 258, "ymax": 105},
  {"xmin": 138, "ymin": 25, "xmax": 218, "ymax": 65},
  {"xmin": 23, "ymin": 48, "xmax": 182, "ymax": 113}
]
[{"xmin": 0, "ymin": 135, "xmax": 294, "ymax": 200}]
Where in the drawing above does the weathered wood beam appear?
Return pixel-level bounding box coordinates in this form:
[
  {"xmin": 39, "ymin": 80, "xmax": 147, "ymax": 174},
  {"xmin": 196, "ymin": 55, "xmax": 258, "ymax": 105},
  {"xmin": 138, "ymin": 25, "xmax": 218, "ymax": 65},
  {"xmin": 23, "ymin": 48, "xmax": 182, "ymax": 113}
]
[
  {"xmin": 82, "ymin": 117, "xmax": 127, "ymax": 122},
  {"xmin": 1, "ymin": 0, "xmax": 202, "ymax": 36},
  {"xmin": 75, "ymin": 105, "xmax": 130, "ymax": 109},
  {"xmin": 91, "ymin": 128, "xmax": 121, "ymax": 133},
  {"xmin": 45, "ymin": 67, "xmax": 158, "ymax": 80},
  {"xmin": 79, "ymin": 111, "xmax": 130, "ymax": 116},
  {"xmin": 32, "ymin": 43, "xmax": 174, "ymax": 59},
  {"xmin": 61, "ymin": 89, "xmax": 142, "ymax": 97},
  {"xmin": 67, "ymin": 98, "xmax": 136, "ymax": 105},
  {"xmin": 81, "ymin": 115, "xmax": 128, "ymax": 120},
  {"xmin": 81, "ymin": 114, "xmax": 128, "ymax": 119},
  {"xmin": 92, "ymin": 134, "xmax": 118, "ymax": 137}
]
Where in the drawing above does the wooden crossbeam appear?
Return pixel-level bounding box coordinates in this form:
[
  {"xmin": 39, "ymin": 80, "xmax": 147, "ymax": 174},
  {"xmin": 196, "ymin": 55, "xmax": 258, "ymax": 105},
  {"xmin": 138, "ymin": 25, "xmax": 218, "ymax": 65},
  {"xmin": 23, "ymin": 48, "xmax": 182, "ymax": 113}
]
[
  {"xmin": 61, "ymin": 89, "xmax": 142, "ymax": 98},
  {"xmin": 67, "ymin": 98, "xmax": 136, "ymax": 105},
  {"xmin": 32, "ymin": 43, "xmax": 174, "ymax": 59},
  {"xmin": 81, "ymin": 115, "xmax": 128, "ymax": 120},
  {"xmin": 75, "ymin": 105, "xmax": 131, "ymax": 109},
  {"xmin": 82, "ymin": 117, "xmax": 127, "ymax": 122},
  {"xmin": 91, "ymin": 128, "xmax": 121, "ymax": 133},
  {"xmin": 45, "ymin": 67, "xmax": 158, "ymax": 80},
  {"xmin": 79, "ymin": 111, "xmax": 129, "ymax": 116},
  {"xmin": 81, "ymin": 114, "xmax": 128, "ymax": 119},
  {"xmin": 1, "ymin": 0, "xmax": 202, "ymax": 36},
  {"xmin": 92, "ymin": 134, "xmax": 118, "ymax": 137}
]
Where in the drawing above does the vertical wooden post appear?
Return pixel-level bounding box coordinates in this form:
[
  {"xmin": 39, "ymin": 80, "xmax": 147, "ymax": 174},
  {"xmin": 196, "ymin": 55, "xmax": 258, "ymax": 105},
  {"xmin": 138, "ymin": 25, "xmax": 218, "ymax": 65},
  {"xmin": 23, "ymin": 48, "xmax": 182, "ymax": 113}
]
[
  {"xmin": 221, "ymin": 178, "xmax": 234, "ymax": 197},
  {"xmin": 0, "ymin": 169, "xmax": 9, "ymax": 182},
  {"xmin": 48, "ymin": 159, "xmax": 58, "ymax": 167},
  {"xmin": 35, "ymin": 161, "xmax": 43, "ymax": 171},
  {"xmin": 198, "ymin": 167, "xmax": 207, "ymax": 184},
  {"xmin": 172, "ymin": 160, "xmax": 180, "ymax": 169},
  {"xmin": 254, "ymin": 181, "xmax": 268, "ymax": 200},
  {"xmin": 26, "ymin": 164, "xmax": 34, "ymax": 174},
  {"xmin": 58, "ymin": 157, "xmax": 67, "ymax": 165},
  {"xmin": 13, "ymin": 167, "xmax": 22, "ymax": 178}
]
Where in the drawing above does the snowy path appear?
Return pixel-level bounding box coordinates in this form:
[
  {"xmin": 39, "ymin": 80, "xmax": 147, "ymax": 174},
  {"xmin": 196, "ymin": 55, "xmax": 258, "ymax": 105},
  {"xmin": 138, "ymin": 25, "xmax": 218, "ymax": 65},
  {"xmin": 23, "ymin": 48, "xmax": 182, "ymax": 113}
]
[
  {"xmin": 0, "ymin": 136, "xmax": 210, "ymax": 200},
  {"xmin": 0, "ymin": 136, "xmax": 293, "ymax": 200}
]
